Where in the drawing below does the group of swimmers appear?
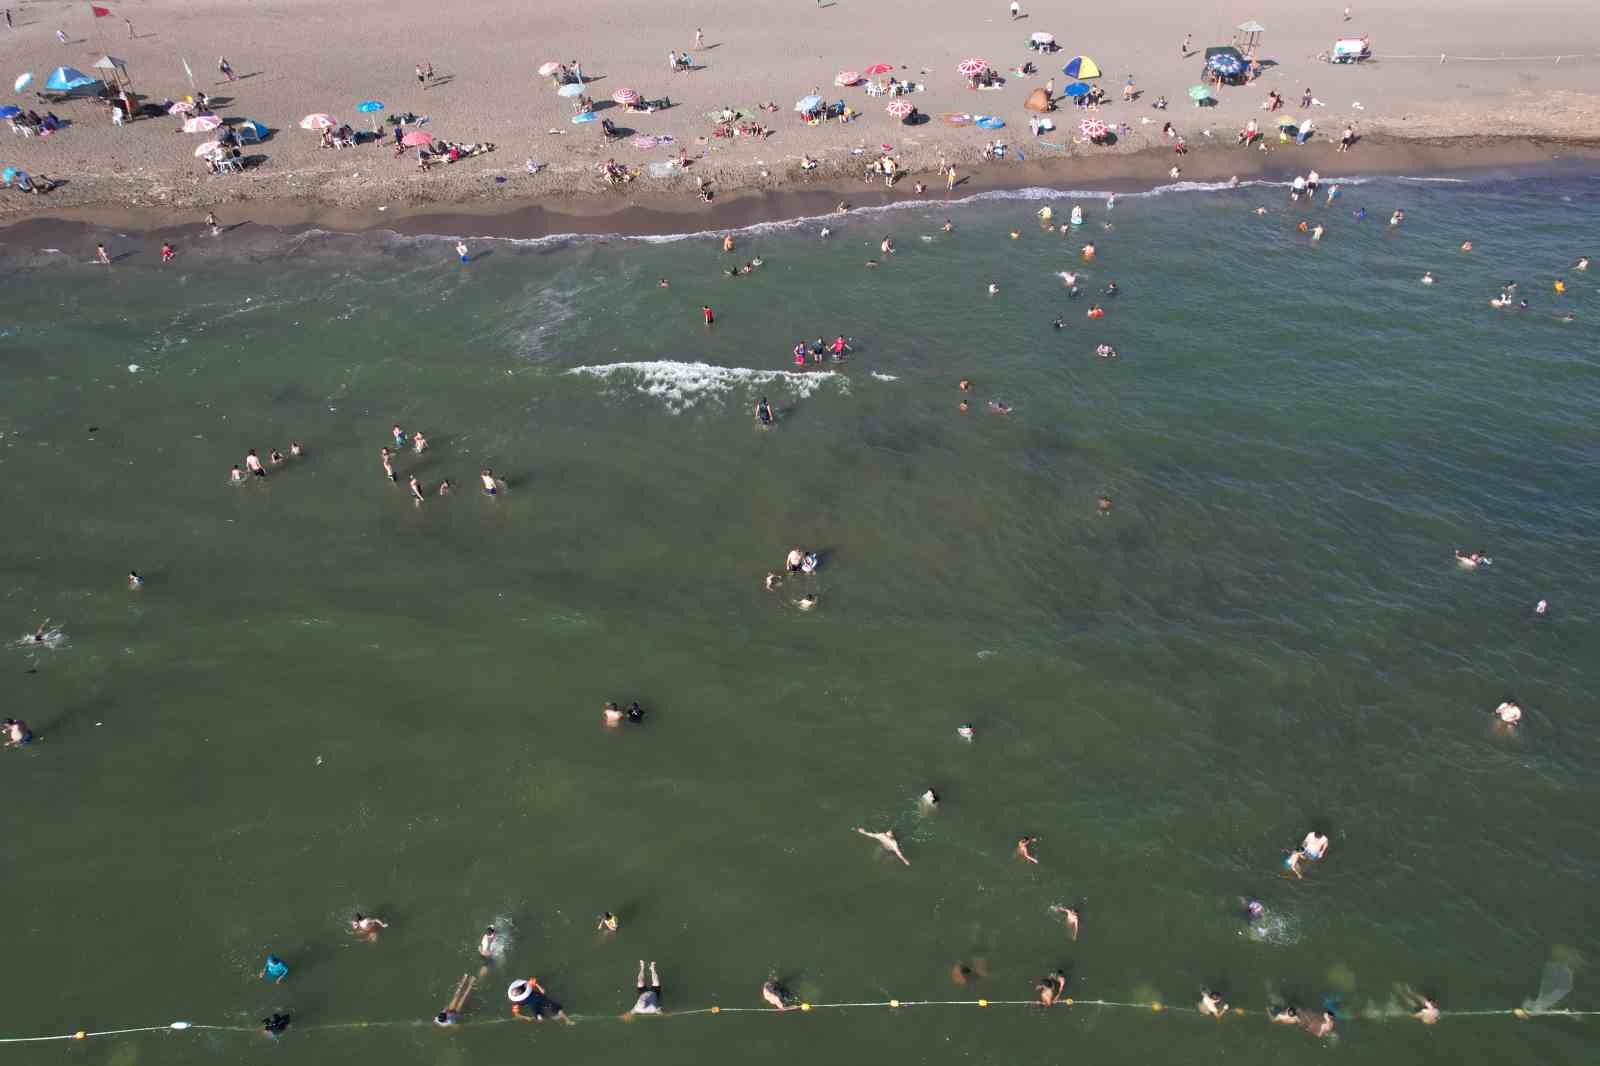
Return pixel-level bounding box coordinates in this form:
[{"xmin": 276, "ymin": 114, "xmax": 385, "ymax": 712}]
[
  {"xmin": 229, "ymin": 441, "xmax": 303, "ymax": 483},
  {"xmin": 374, "ymin": 423, "xmax": 505, "ymax": 500},
  {"xmin": 791, "ymin": 335, "xmax": 852, "ymax": 367}
]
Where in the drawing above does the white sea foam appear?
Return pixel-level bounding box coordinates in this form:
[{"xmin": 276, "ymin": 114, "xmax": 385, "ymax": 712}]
[{"xmin": 567, "ymin": 361, "xmax": 845, "ymax": 413}]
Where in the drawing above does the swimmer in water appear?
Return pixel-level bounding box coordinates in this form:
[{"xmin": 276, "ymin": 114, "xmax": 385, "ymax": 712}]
[
  {"xmin": 819, "ymin": 227, "xmax": 831, "ymax": 238},
  {"xmin": 1096, "ymin": 496, "xmax": 1113, "ymax": 513},
  {"xmin": 263, "ymin": 954, "xmax": 290, "ymax": 983},
  {"xmin": 1086, "ymin": 305, "xmax": 1104, "ymax": 318},
  {"xmin": 1199, "ymin": 989, "xmax": 1228, "ymax": 1018},
  {"xmin": 1283, "ymin": 849, "xmax": 1306, "ymax": 879},
  {"xmin": 987, "ymin": 401, "xmax": 1011, "ymax": 414},
  {"xmin": 1390, "ymin": 209, "xmax": 1405, "ymax": 226},
  {"xmin": 1301, "ymin": 831, "xmax": 1329, "ymax": 862},
  {"xmin": 1016, "ymin": 836, "xmax": 1040, "ymax": 864},
  {"xmin": 755, "ymin": 397, "xmax": 774, "ymax": 426},
  {"xmin": 1049, "ymin": 904, "xmax": 1081, "ymax": 940},
  {"xmin": 786, "ymin": 547, "xmax": 806, "ymax": 573},
  {"xmin": 381, "ymin": 447, "xmax": 396, "ymax": 481},
  {"xmin": 1053, "ymin": 315, "xmax": 1065, "ymax": 330},
  {"xmin": 438, "ymin": 479, "xmax": 453, "ymax": 496},
  {"xmin": 261, "ymin": 1012, "xmax": 292, "ymax": 1036},
  {"xmin": 1494, "ymin": 701, "xmax": 1522, "ymax": 726},
  {"xmin": 245, "ymin": 449, "xmax": 266, "ymax": 477},
  {"xmin": 413, "ymin": 431, "xmax": 428, "ymax": 455},
  {"xmin": 1036, "ymin": 971, "xmax": 1067, "ymax": 1006},
  {"xmin": 957, "ymin": 723, "xmax": 975, "ymax": 740},
  {"xmin": 988, "ymin": 282, "xmax": 999, "ymax": 295},
  {"xmin": 1244, "ymin": 897, "xmax": 1265, "ymax": 921},
  {"xmin": 1304, "ymin": 1010, "xmax": 1336, "ymax": 1038},
  {"xmin": 1095, "ymin": 344, "xmax": 1118, "ymax": 359},
  {"xmin": 854, "ymin": 827, "xmax": 910, "ymax": 866},
  {"xmin": 128, "ymin": 571, "xmax": 144, "ymax": 589},
  {"xmin": 1461, "ymin": 241, "xmax": 1473, "ymax": 253},
  {"xmin": 269, "ymin": 448, "xmax": 285, "ymax": 466},
  {"xmin": 603, "ymin": 701, "xmax": 624, "ymax": 727},
  {"xmin": 1421, "ymin": 271, "xmax": 1435, "ymax": 284},
  {"xmin": 659, "ymin": 278, "xmax": 670, "ymax": 287},
  {"xmin": 796, "ymin": 594, "xmax": 818, "ymax": 611},
  {"xmin": 942, "ymin": 220, "xmax": 954, "ymax": 232},
  {"xmin": 479, "ymin": 926, "xmax": 498, "ymax": 960},
  {"xmin": 1009, "ymin": 230, "xmax": 1021, "ymax": 241},
  {"xmin": 1311, "ymin": 224, "xmax": 1324, "ymax": 241},
  {"xmin": 1454, "ymin": 549, "xmax": 1489, "ymax": 568},
  {"xmin": 1355, "ymin": 207, "xmax": 1366, "ymax": 220},
  {"xmin": 1060, "ymin": 271, "xmax": 1078, "ymax": 287},
  {"xmin": 480, "ymin": 469, "xmax": 498, "ymax": 496},
  {"xmin": 1412, "ymin": 996, "xmax": 1441, "ymax": 1024},
  {"xmin": 230, "ymin": 465, "xmax": 244, "ymax": 483},
  {"xmin": 290, "ymin": 441, "xmax": 304, "ymax": 457},
  {"xmin": 3, "ymin": 718, "xmax": 33, "ymax": 747},
  {"xmin": 1081, "ymin": 243, "xmax": 1096, "ymax": 260},
  {"xmin": 509, "ymin": 976, "xmax": 574, "ymax": 1024},
  {"xmin": 1268, "ymin": 1004, "xmax": 1299, "ymax": 1025},
  {"xmin": 409, "ymin": 475, "xmax": 425, "ymax": 502},
  {"xmin": 626, "ymin": 701, "xmax": 646, "ymax": 723},
  {"xmin": 1534, "ymin": 599, "xmax": 1548, "ymax": 616},
  {"xmin": 1103, "ymin": 281, "xmax": 1118, "ymax": 296},
  {"xmin": 435, "ymin": 974, "xmax": 475, "ymax": 1026},
  {"xmin": 598, "ymin": 911, "xmax": 619, "ymax": 932},
  {"xmin": 764, "ymin": 572, "xmax": 781, "ymax": 592},
  {"xmin": 625, "ymin": 960, "xmax": 666, "ymax": 1016},
  {"xmin": 351, "ymin": 913, "xmax": 389, "ymax": 941},
  {"xmin": 761, "ymin": 980, "xmax": 796, "ymax": 1011},
  {"xmin": 1255, "ymin": 207, "xmax": 1268, "ymax": 216},
  {"xmin": 920, "ymin": 788, "xmax": 940, "ymax": 809},
  {"xmin": 392, "ymin": 424, "xmax": 406, "ymax": 448}
]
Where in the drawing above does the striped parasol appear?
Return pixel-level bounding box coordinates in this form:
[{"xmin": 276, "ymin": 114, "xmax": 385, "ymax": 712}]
[
  {"xmin": 1079, "ymin": 118, "xmax": 1108, "ymax": 138},
  {"xmin": 835, "ymin": 70, "xmax": 861, "ymax": 86},
  {"xmin": 612, "ymin": 88, "xmax": 641, "ymax": 105},
  {"xmin": 885, "ymin": 100, "xmax": 913, "ymax": 119},
  {"xmin": 957, "ymin": 58, "xmax": 988, "ymax": 77}
]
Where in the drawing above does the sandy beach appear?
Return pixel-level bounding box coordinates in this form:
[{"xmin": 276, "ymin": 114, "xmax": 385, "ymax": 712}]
[{"xmin": 1, "ymin": 0, "xmax": 1597, "ymax": 231}]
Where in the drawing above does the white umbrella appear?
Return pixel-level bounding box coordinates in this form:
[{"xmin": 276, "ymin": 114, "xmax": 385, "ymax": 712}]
[
  {"xmin": 183, "ymin": 114, "xmax": 221, "ymax": 133},
  {"xmin": 1031, "ymin": 32, "xmax": 1055, "ymax": 44},
  {"xmin": 299, "ymin": 113, "xmax": 336, "ymax": 130},
  {"xmin": 194, "ymin": 140, "xmax": 222, "ymax": 157},
  {"xmin": 537, "ymin": 61, "xmax": 562, "ymax": 77},
  {"xmin": 13, "ymin": 72, "xmax": 33, "ymax": 93}
]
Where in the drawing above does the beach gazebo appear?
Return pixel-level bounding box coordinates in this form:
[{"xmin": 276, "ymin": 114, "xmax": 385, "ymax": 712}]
[
  {"xmin": 92, "ymin": 55, "xmax": 131, "ymax": 90},
  {"xmin": 1235, "ymin": 20, "xmax": 1265, "ymax": 54}
]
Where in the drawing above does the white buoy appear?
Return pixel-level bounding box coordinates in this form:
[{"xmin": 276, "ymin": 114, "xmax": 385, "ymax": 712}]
[{"xmin": 170, "ymin": 1021, "xmax": 192, "ymax": 1030}]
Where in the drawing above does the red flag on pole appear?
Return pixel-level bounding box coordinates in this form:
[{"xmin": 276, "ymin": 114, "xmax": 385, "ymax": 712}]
[{"xmin": 91, "ymin": 5, "xmax": 112, "ymax": 16}]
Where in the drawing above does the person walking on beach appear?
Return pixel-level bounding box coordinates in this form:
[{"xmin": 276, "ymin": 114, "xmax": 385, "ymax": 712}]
[
  {"xmin": 1009, "ymin": 1, "xmax": 1021, "ymax": 20},
  {"xmin": 416, "ymin": 64, "xmax": 426, "ymax": 88},
  {"xmin": 946, "ymin": 165, "xmax": 957, "ymax": 192},
  {"xmin": 125, "ymin": 16, "xmax": 133, "ymax": 38},
  {"xmin": 456, "ymin": 241, "xmax": 470, "ymax": 263},
  {"xmin": 695, "ymin": 27, "xmax": 704, "ymax": 48},
  {"xmin": 1338, "ymin": 124, "xmax": 1355, "ymax": 152},
  {"xmin": 5, "ymin": 10, "xmax": 13, "ymax": 31},
  {"xmin": 218, "ymin": 56, "xmax": 235, "ymax": 82},
  {"xmin": 56, "ymin": 27, "xmax": 67, "ymax": 45},
  {"xmin": 1180, "ymin": 32, "xmax": 1191, "ymax": 56}
]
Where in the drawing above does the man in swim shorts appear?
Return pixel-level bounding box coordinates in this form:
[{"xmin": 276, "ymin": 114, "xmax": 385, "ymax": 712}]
[
  {"xmin": 630, "ymin": 960, "xmax": 663, "ymax": 1014},
  {"xmin": 480, "ymin": 469, "xmax": 498, "ymax": 496}
]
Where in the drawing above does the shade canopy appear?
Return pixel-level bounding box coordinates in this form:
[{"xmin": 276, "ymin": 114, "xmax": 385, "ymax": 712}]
[
  {"xmin": 91, "ymin": 55, "xmax": 129, "ymax": 71},
  {"xmin": 44, "ymin": 66, "xmax": 96, "ymax": 91}
]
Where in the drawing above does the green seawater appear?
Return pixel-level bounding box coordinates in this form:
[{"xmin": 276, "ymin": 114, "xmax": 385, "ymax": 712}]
[{"xmin": 1, "ymin": 171, "xmax": 1597, "ymax": 1066}]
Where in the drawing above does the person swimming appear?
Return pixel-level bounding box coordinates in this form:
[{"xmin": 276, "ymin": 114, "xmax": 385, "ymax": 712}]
[
  {"xmin": 597, "ymin": 912, "xmax": 619, "ymax": 932},
  {"xmin": 756, "ymin": 397, "xmax": 774, "ymax": 426},
  {"xmin": 412, "ymin": 431, "xmax": 429, "ymax": 454},
  {"xmin": 1053, "ymin": 315, "xmax": 1065, "ymax": 329},
  {"xmin": 1283, "ymin": 849, "xmax": 1306, "ymax": 879},
  {"xmin": 1268, "ymin": 1004, "xmax": 1299, "ymax": 1025},
  {"xmin": 785, "ymin": 547, "xmax": 806, "ymax": 573},
  {"xmin": 764, "ymin": 572, "xmax": 781, "ymax": 592},
  {"xmin": 351, "ymin": 913, "xmax": 389, "ymax": 940},
  {"xmin": 1199, "ymin": 989, "xmax": 1228, "ymax": 1018},
  {"xmin": 1102, "ymin": 281, "xmax": 1118, "ymax": 296},
  {"xmin": 392, "ymin": 424, "xmax": 407, "ymax": 448},
  {"xmin": 603, "ymin": 701, "xmax": 624, "ymax": 727},
  {"xmin": 1036, "ymin": 971, "xmax": 1067, "ymax": 1006},
  {"xmin": 957, "ymin": 723, "xmax": 975, "ymax": 740},
  {"xmin": 1086, "ymin": 305, "xmax": 1105, "ymax": 319},
  {"xmin": 1095, "ymin": 344, "xmax": 1118, "ymax": 359},
  {"xmin": 626, "ymin": 701, "xmax": 646, "ymax": 723},
  {"xmin": 761, "ymin": 979, "xmax": 796, "ymax": 1011},
  {"xmin": 262, "ymin": 954, "xmax": 290, "ymax": 983},
  {"xmin": 1301, "ymin": 831, "xmax": 1329, "ymax": 861},
  {"xmin": 1049, "ymin": 904, "xmax": 1081, "ymax": 940},
  {"xmin": 854, "ymin": 826, "xmax": 910, "ymax": 865},
  {"xmin": 435, "ymin": 973, "xmax": 474, "ymax": 1026},
  {"xmin": 290, "ymin": 441, "xmax": 304, "ymax": 457},
  {"xmin": 128, "ymin": 571, "xmax": 144, "ymax": 589},
  {"xmin": 1096, "ymin": 496, "xmax": 1113, "ymax": 513},
  {"xmin": 1421, "ymin": 271, "xmax": 1435, "ymax": 284},
  {"xmin": 245, "ymin": 449, "xmax": 266, "ymax": 477},
  {"xmin": 630, "ymin": 960, "xmax": 664, "ymax": 1014},
  {"xmin": 1494, "ymin": 701, "xmax": 1522, "ymax": 725},
  {"xmin": 1534, "ymin": 599, "xmax": 1548, "ymax": 616},
  {"xmin": 796, "ymin": 594, "xmax": 818, "ymax": 610},
  {"xmin": 1016, "ymin": 836, "xmax": 1040, "ymax": 864},
  {"xmin": 269, "ymin": 448, "xmax": 285, "ymax": 466},
  {"xmin": 1390, "ymin": 209, "xmax": 1405, "ymax": 226},
  {"xmin": 800, "ymin": 552, "xmax": 818, "ymax": 573},
  {"xmin": 3, "ymin": 718, "xmax": 33, "ymax": 747},
  {"xmin": 261, "ymin": 1013, "xmax": 292, "ymax": 1036},
  {"xmin": 381, "ymin": 448, "xmax": 396, "ymax": 481},
  {"xmin": 920, "ymin": 788, "xmax": 940, "ymax": 809},
  {"xmin": 1454, "ymin": 549, "xmax": 1490, "ymax": 568},
  {"xmin": 509, "ymin": 975, "xmax": 573, "ymax": 1023},
  {"xmin": 987, "ymin": 282, "xmax": 999, "ymax": 295},
  {"xmin": 1244, "ymin": 898, "xmax": 1265, "ymax": 921},
  {"xmin": 480, "ymin": 469, "xmax": 498, "ymax": 496},
  {"xmin": 1081, "ymin": 243, "xmax": 1096, "ymax": 260},
  {"xmin": 409, "ymin": 475, "xmax": 425, "ymax": 502},
  {"xmin": 230, "ymin": 464, "xmax": 245, "ymax": 483},
  {"xmin": 479, "ymin": 926, "xmax": 498, "ymax": 960}
]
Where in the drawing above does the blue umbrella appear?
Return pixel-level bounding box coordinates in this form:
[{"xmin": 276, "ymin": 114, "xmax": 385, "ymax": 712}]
[
  {"xmin": 794, "ymin": 94, "xmax": 823, "ymax": 113},
  {"xmin": 355, "ymin": 100, "xmax": 384, "ymax": 113},
  {"xmin": 571, "ymin": 111, "xmax": 598, "ymax": 124},
  {"xmin": 1064, "ymin": 82, "xmax": 1090, "ymax": 98},
  {"xmin": 45, "ymin": 66, "xmax": 96, "ymax": 92},
  {"xmin": 975, "ymin": 115, "xmax": 1005, "ymax": 129},
  {"xmin": 0, "ymin": 105, "xmax": 20, "ymax": 118},
  {"xmin": 1207, "ymin": 53, "xmax": 1245, "ymax": 76}
]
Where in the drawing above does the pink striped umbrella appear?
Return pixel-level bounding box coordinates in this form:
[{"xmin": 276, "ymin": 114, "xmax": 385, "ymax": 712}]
[
  {"xmin": 299, "ymin": 113, "xmax": 336, "ymax": 130},
  {"xmin": 862, "ymin": 63, "xmax": 894, "ymax": 76},
  {"xmin": 885, "ymin": 100, "xmax": 914, "ymax": 119},
  {"xmin": 957, "ymin": 58, "xmax": 988, "ymax": 77},
  {"xmin": 1079, "ymin": 118, "xmax": 1108, "ymax": 138},
  {"xmin": 612, "ymin": 88, "xmax": 641, "ymax": 105},
  {"xmin": 167, "ymin": 100, "xmax": 195, "ymax": 115},
  {"xmin": 401, "ymin": 130, "xmax": 434, "ymax": 147},
  {"xmin": 193, "ymin": 140, "xmax": 222, "ymax": 157},
  {"xmin": 183, "ymin": 114, "xmax": 221, "ymax": 133},
  {"xmin": 835, "ymin": 70, "xmax": 861, "ymax": 86}
]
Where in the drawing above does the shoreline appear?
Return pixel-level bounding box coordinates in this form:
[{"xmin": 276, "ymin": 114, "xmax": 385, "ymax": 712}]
[{"xmin": 3, "ymin": 134, "xmax": 1597, "ymax": 247}]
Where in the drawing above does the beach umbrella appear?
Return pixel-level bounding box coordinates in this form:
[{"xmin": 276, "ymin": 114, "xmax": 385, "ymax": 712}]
[
  {"xmin": 862, "ymin": 63, "xmax": 894, "ymax": 76},
  {"xmin": 557, "ymin": 83, "xmax": 584, "ymax": 97},
  {"xmin": 633, "ymin": 135, "xmax": 659, "ymax": 149},
  {"xmin": 44, "ymin": 66, "xmax": 96, "ymax": 92},
  {"xmin": 571, "ymin": 111, "xmax": 598, "ymax": 124},
  {"xmin": 1237, "ymin": 19, "xmax": 1266, "ymax": 33},
  {"xmin": 401, "ymin": 130, "xmax": 434, "ymax": 146},
  {"xmin": 1276, "ymin": 115, "xmax": 1298, "ymax": 127},
  {"xmin": 13, "ymin": 72, "xmax": 32, "ymax": 93},
  {"xmin": 957, "ymin": 58, "xmax": 988, "ymax": 77},
  {"xmin": 612, "ymin": 88, "xmax": 641, "ymax": 105},
  {"xmin": 355, "ymin": 100, "xmax": 384, "ymax": 113},
  {"xmin": 835, "ymin": 70, "xmax": 860, "ymax": 86},
  {"xmin": 1064, "ymin": 81, "xmax": 1090, "ymax": 98},
  {"xmin": 0, "ymin": 105, "xmax": 19, "ymax": 119},
  {"xmin": 1079, "ymin": 118, "xmax": 1107, "ymax": 137},
  {"xmin": 1062, "ymin": 55, "xmax": 1100, "ymax": 79},
  {"xmin": 193, "ymin": 140, "xmax": 222, "ymax": 157},
  {"xmin": 1030, "ymin": 32, "xmax": 1055, "ymax": 44},
  {"xmin": 1206, "ymin": 53, "xmax": 1244, "ymax": 76},
  {"xmin": 794, "ymin": 94, "xmax": 823, "ymax": 112},
  {"xmin": 167, "ymin": 100, "xmax": 195, "ymax": 114},
  {"xmin": 537, "ymin": 61, "xmax": 562, "ymax": 77},
  {"xmin": 885, "ymin": 100, "xmax": 913, "ymax": 119},
  {"xmin": 299, "ymin": 113, "xmax": 336, "ymax": 130},
  {"xmin": 1188, "ymin": 85, "xmax": 1213, "ymax": 101},
  {"xmin": 1025, "ymin": 88, "xmax": 1050, "ymax": 112},
  {"xmin": 183, "ymin": 114, "xmax": 221, "ymax": 133}
]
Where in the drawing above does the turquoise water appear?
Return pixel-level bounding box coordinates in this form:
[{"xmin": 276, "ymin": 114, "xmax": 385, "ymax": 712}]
[{"xmin": 1, "ymin": 170, "xmax": 1597, "ymax": 1066}]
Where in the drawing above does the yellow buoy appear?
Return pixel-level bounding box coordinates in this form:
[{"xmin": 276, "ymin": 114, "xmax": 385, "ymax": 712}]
[
  {"xmin": 890, "ymin": 999, "xmax": 900, "ymax": 1009},
  {"xmin": 1064, "ymin": 997, "xmax": 1074, "ymax": 1006},
  {"xmin": 978, "ymin": 999, "xmax": 989, "ymax": 1008},
  {"xmin": 800, "ymin": 1003, "xmax": 812, "ymax": 1012},
  {"xmin": 711, "ymin": 1006, "xmax": 721, "ymax": 1015},
  {"xmin": 1151, "ymin": 1002, "xmax": 1164, "ymax": 1012},
  {"xmin": 73, "ymin": 1032, "xmax": 87, "ymax": 1041}
]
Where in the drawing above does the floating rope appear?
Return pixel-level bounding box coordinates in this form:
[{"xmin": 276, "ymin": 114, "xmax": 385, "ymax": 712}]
[{"xmin": 1, "ymin": 999, "xmax": 1594, "ymax": 1044}]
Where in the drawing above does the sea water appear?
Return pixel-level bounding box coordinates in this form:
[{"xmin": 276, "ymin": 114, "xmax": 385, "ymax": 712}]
[{"xmin": 0, "ymin": 170, "xmax": 1596, "ymax": 1066}]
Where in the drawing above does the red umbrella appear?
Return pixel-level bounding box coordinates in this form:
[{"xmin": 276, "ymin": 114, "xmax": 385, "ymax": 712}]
[
  {"xmin": 862, "ymin": 63, "xmax": 894, "ymax": 76},
  {"xmin": 885, "ymin": 100, "xmax": 913, "ymax": 119},
  {"xmin": 612, "ymin": 88, "xmax": 641, "ymax": 105},
  {"xmin": 835, "ymin": 70, "xmax": 861, "ymax": 86},
  {"xmin": 957, "ymin": 58, "xmax": 988, "ymax": 77},
  {"xmin": 401, "ymin": 130, "xmax": 434, "ymax": 147}
]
